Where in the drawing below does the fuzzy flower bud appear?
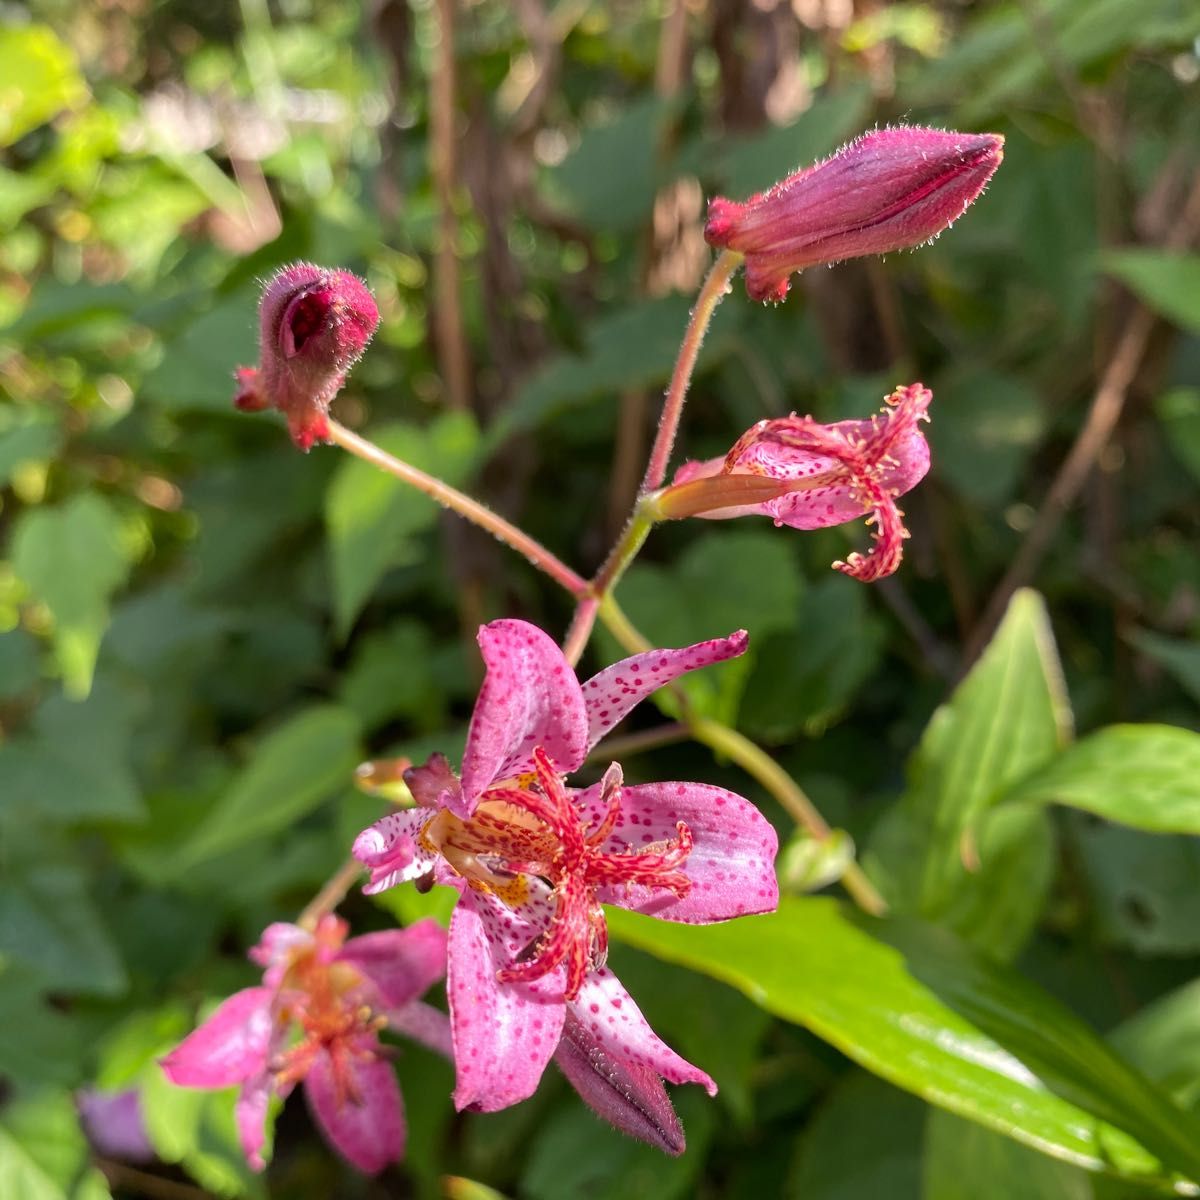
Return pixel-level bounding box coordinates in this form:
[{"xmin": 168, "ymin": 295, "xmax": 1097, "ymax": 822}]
[
  {"xmin": 233, "ymin": 262, "xmax": 379, "ymax": 451},
  {"xmin": 706, "ymin": 127, "xmax": 1004, "ymax": 302}
]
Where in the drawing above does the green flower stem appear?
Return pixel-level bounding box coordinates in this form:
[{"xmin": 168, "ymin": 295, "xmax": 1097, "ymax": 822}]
[
  {"xmin": 640, "ymin": 249, "xmax": 742, "ymax": 494},
  {"xmin": 327, "ymin": 418, "xmax": 589, "ymax": 599},
  {"xmin": 596, "ymin": 594, "xmax": 889, "ymax": 918}
]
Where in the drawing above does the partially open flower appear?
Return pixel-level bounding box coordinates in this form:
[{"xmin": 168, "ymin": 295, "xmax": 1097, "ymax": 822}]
[
  {"xmin": 161, "ymin": 915, "xmax": 448, "ymax": 1174},
  {"xmin": 706, "ymin": 127, "xmax": 1004, "ymax": 302},
  {"xmin": 233, "ymin": 262, "xmax": 379, "ymax": 451},
  {"xmin": 659, "ymin": 383, "xmax": 932, "ymax": 582}
]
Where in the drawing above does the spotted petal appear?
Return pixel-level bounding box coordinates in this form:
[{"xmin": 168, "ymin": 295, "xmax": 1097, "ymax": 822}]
[
  {"xmin": 353, "ymin": 809, "xmax": 437, "ymax": 894},
  {"xmin": 460, "ymin": 620, "xmax": 590, "ymax": 809},
  {"xmin": 305, "ymin": 1043, "xmax": 405, "ymax": 1175},
  {"xmin": 568, "ymin": 968, "xmax": 715, "ymax": 1094},
  {"xmin": 554, "ymin": 1010, "xmax": 685, "ymax": 1155},
  {"xmin": 447, "ymin": 886, "xmax": 566, "ymax": 1112},
  {"xmin": 578, "ymin": 780, "xmax": 779, "ymax": 923},
  {"xmin": 581, "ymin": 631, "xmax": 749, "ymax": 751}
]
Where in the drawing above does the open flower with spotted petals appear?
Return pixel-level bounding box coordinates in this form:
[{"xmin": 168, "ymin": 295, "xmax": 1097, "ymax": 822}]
[
  {"xmin": 352, "ymin": 619, "xmax": 778, "ymax": 1139},
  {"xmin": 658, "ymin": 383, "xmax": 932, "ymax": 582},
  {"xmin": 160, "ymin": 916, "xmax": 448, "ymax": 1175}
]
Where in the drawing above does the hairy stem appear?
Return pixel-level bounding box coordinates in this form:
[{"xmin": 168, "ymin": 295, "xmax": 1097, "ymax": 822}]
[
  {"xmin": 326, "ymin": 418, "xmax": 588, "ymax": 597},
  {"xmin": 640, "ymin": 249, "xmax": 742, "ymax": 493},
  {"xmin": 297, "ymin": 857, "xmax": 365, "ymax": 931}
]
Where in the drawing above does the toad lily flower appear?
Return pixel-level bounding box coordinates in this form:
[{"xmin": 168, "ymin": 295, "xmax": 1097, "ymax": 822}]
[
  {"xmin": 658, "ymin": 383, "xmax": 932, "ymax": 582},
  {"xmin": 706, "ymin": 126, "xmax": 1004, "ymax": 302},
  {"xmin": 233, "ymin": 262, "xmax": 379, "ymax": 451},
  {"xmin": 161, "ymin": 915, "xmax": 448, "ymax": 1175},
  {"xmin": 352, "ymin": 619, "xmax": 778, "ymax": 1133}
]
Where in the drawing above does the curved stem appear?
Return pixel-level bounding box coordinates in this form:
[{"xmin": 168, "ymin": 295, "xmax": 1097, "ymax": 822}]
[
  {"xmin": 640, "ymin": 249, "xmax": 741, "ymax": 493},
  {"xmin": 596, "ymin": 594, "xmax": 888, "ymax": 917},
  {"xmin": 297, "ymin": 856, "xmax": 364, "ymax": 931},
  {"xmin": 326, "ymin": 418, "xmax": 588, "ymax": 598}
]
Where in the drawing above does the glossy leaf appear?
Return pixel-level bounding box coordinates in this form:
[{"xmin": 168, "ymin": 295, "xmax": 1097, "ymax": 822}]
[
  {"xmin": 179, "ymin": 705, "xmax": 360, "ymax": 864},
  {"xmin": 866, "ymin": 590, "xmax": 1071, "ymax": 953},
  {"xmin": 608, "ymin": 897, "xmax": 1200, "ymax": 1187},
  {"xmin": 1006, "ymin": 725, "xmax": 1200, "ymax": 832}
]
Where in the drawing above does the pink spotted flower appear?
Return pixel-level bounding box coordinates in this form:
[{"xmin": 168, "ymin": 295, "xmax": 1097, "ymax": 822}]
[
  {"xmin": 160, "ymin": 915, "xmax": 448, "ymax": 1174},
  {"xmin": 352, "ymin": 619, "xmax": 778, "ymax": 1139},
  {"xmin": 706, "ymin": 126, "xmax": 1004, "ymax": 302},
  {"xmin": 658, "ymin": 383, "xmax": 932, "ymax": 582},
  {"xmin": 233, "ymin": 262, "xmax": 379, "ymax": 451}
]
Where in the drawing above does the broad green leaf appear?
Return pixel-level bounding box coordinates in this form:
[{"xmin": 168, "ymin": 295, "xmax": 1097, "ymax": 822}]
[
  {"xmin": 0, "ymin": 866, "xmax": 127, "ymax": 995},
  {"xmin": 1006, "ymin": 725, "xmax": 1200, "ymax": 832},
  {"xmin": 787, "ymin": 1073, "xmax": 923, "ymax": 1200},
  {"xmin": 326, "ymin": 412, "xmax": 479, "ymax": 636},
  {"xmin": 10, "ymin": 492, "xmax": 132, "ymax": 697},
  {"xmin": 1100, "ymin": 250, "xmax": 1200, "ymax": 334},
  {"xmin": 0, "ymin": 739, "xmax": 142, "ymax": 826},
  {"xmin": 924, "ymin": 1110, "xmax": 1093, "ymax": 1200},
  {"xmin": 179, "ymin": 705, "xmax": 361, "ymax": 863},
  {"xmin": 0, "ymin": 1091, "xmax": 90, "ymax": 1200},
  {"xmin": 0, "ymin": 629, "xmax": 39, "ymax": 699},
  {"xmin": 866, "ymin": 590, "xmax": 1071, "ymax": 954},
  {"xmin": 0, "ymin": 26, "xmax": 87, "ymax": 146},
  {"xmin": 608, "ymin": 898, "xmax": 1200, "ymax": 1188}
]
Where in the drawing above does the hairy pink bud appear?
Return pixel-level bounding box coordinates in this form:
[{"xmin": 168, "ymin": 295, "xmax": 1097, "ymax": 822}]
[
  {"xmin": 706, "ymin": 127, "xmax": 1004, "ymax": 302},
  {"xmin": 233, "ymin": 262, "xmax": 379, "ymax": 451}
]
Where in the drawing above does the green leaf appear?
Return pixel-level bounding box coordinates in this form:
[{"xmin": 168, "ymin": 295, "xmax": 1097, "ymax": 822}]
[
  {"xmin": 179, "ymin": 705, "xmax": 360, "ymax": 864},
  {"xmin": 787, "ymin": 1073, "xmax": 923, "ymax": 1200},
  {"xmin": 608, "ymin": 897, "xmax": 1200, "ymax": 1188},
  {"xmin": 10, "ymin": 493, "xmax": 132, "ymax": 698},
  {"xmin": 0, "ymin": 26, "xmax": 88, "ymax": 146},
  {"xmin": 1006, "ymin": 725, "xmax": 1200, "ymax": 832},
  {"xmin": 0, "ymin": 1091, "xmax": 91, "ymax": 1200},
  {"xmin": 0, "ymin": 865, "xmax": 127, "ymax": 995},
  {"xmin": 866, "ymin": 590, "xmax": 1071, "ymax": 954},
  {"xmin": 924, "ymin": 1110, "xmax": 1094, "ymax": 1200},
  {"xmin": 1100, "ymin": 250, "xmax": 1200, "ymax": 334},
  {"xmin": 326, "ymin": 412, "xmax": 479, "ymax": 636}
]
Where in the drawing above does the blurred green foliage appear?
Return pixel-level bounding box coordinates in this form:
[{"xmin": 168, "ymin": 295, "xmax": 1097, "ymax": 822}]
[{"xmin": 2, "ymin": 0, "xmax": 1200, "ymax": 1197}]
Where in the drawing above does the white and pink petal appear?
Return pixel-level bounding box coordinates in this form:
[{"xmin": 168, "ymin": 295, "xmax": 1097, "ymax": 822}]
[
  {"xmin": 581, "ymin": 632, "xmax": 748, "ymax": 751},
  {"xmin": 352, "ymin": 809, "xmax": 438, "ymax": 895},
  {"xmin": 160, "ymin": 987, "xmax": 274, "ymax": 1089}
]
